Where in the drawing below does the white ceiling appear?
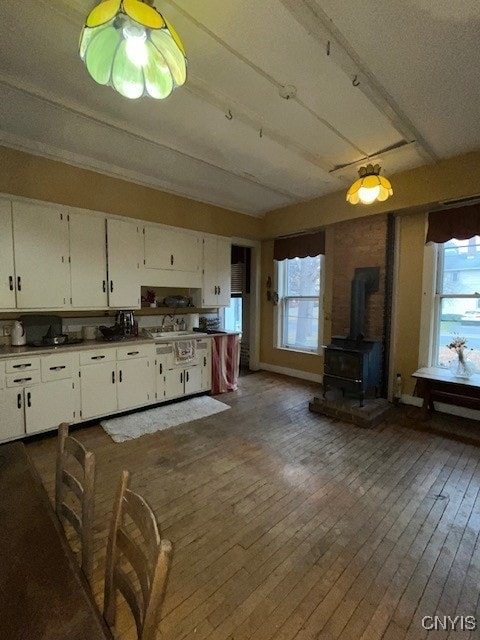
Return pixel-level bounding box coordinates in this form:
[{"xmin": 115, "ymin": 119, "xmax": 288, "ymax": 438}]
[{"xmin": 1, "ymin": 0, "xmax": 479, "ymax": 216}]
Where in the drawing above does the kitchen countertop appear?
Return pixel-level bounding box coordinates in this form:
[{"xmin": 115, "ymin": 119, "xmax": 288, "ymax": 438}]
[{"xmin": 0, "ymin": 333, "xmax": 240, "ymax": 359}]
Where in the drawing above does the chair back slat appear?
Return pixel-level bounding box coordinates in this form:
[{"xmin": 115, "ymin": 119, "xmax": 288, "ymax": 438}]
[
  {"xmin": 61, "ymin": 502, "xmax": 82, "ymax": 536},
  {"xmin": 104, "ymin": 470, "xmax": 173, "ymax": 640},
  {"xmin": 62, "ymin": 469, "xmax": 84, "ymax": 502},
  {"xmin": 55, "ymin": 423, "xmax": 95, "ymax": 585},
  {"xmin": 123, "ymin": 490, "xmax": 160, "ymax": 567},
  {"xmin": 117, "ymin": 528, "xmax": 151, "ymax": 607},
  {"xmin": 115, "ymin": 566, "xmax": 144, "ymax": 637},
  {"xmin": 64, "ymin": 435, "xmax": 87, "ymax": 466}
]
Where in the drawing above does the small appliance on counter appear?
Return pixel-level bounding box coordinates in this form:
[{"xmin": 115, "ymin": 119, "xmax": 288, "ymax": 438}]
[
  {"xmin": 19, "ymin": 315, "xmax": 83, "ymax": 347},
  {"xmin": 11, "ymin": 320, "xmax": 26, "ymax": 347},
  {"xmin": 115, "ymin": 310, "xmax": 136, "ymax": 336},
  {"xmin": 98, "ymin": 324, "xmax": 126, "ymax": 341}
]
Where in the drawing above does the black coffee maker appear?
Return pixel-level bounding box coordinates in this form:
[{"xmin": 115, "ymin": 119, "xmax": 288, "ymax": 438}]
[{"xmin": 115, "ymin": 310, "xmax": 135, "ymax": 335}]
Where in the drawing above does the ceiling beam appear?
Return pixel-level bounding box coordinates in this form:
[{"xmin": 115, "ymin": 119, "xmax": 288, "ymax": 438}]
[{"xmin": 279, "ymin": 0, "xmax": 438, "ymax": 164}]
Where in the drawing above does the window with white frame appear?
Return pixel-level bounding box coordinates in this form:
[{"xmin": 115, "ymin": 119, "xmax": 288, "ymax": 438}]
[
  {"xmin": 433, "ymin": 236, "xmax": 480, "ymax": 369},
  {"xmin": 275, "ymin": 255, "xmax": 323, "ymax": 353}
]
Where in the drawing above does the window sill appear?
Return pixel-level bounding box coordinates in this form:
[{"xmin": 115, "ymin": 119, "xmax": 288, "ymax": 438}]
[{"xmin": 275, "ymin": 346, "xmax": 320, "ymax": 356}]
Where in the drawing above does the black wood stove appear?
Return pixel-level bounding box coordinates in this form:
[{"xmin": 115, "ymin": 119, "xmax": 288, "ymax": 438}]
[{"xmin": 323, "ymin": 267, "xmax": 382, "ymax": 407}]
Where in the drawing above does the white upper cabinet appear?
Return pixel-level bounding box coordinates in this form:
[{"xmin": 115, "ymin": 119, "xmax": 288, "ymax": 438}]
[
  {"xmin": 0, "ymin": 200, "xmax": 16, "ymax": 309},
  {"xmin": 107, "ymin": 218, "xmax": 141, "ymax": 308},
  {"xmin": 144, "ymin": 225, "xmax": 200, "ymax": 273},
  {"xmin": 13, "ymin": 201, "xmax": 70, "ymax": 309},
  {"xmin": 69, "ymin": 213, "xmax": 108, "ymax": 309},
  {"xmin": 202, "ymin": 236, "xmax": 231, "ymax": 307}
]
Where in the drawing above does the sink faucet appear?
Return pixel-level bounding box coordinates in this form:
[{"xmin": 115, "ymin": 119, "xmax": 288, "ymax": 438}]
[{"xmin": 161, "ymin": 314, "xmax": 174, "ymax": 331}]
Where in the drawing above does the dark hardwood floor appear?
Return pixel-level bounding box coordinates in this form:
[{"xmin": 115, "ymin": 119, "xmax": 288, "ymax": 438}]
[{"xmin": 27, "ymin": 372, "xmax": 480, "ymax": 639}]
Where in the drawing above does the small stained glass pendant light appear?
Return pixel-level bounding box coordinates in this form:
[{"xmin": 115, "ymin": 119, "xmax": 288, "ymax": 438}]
[
  {"xmin": 346, "ymin": 163, "xmax": 393, "ymax": 205},
  {"xmin": 79, "ymin": 0, "xmax": 187, "ymax": 100}
]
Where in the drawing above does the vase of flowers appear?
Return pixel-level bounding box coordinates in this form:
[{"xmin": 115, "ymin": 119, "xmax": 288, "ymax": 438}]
[{"xmin": 447, "ymin": 335, "xmax": 475, "ymax": 379}]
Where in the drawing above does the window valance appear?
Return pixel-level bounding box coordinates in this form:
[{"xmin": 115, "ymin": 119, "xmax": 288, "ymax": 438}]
[
  {"xmin": 273, "ymin": 230, "xmax": 325, "ymax": 261},
  {"xmin": 426, "ymin": 205, "xmax": 480, "ymax": 243}
]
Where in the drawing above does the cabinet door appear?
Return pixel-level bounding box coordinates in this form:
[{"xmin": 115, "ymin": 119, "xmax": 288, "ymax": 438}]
[
  {"xmin": 13, "ymin": 201, "xmax": 70, "ymax": 309},
  {"xmin": 0, "ymin": 388, "xmax": 25, "ymax": 441},
  {"xmin": 80, "ymin": 362, "xmax": 117, "ymax": 420},
  {"xmin": 170, "ymin": 233, "xmax": 201, "ymax": 273},
  {"xmin": 144, "ymin": 226, "xmax": 176, "ymax": 270},
  {"xmin": 25, "ymin": 380, "xmax": 75, "ymax": 435},
  {"xmin": 117, "ymin": 359, "xmax": 152, "ymax": 411},
  {"xmin": 0, "ymin": 200, "xmax": 16, "ymax": 309},
  {"xmin": 164, "ymin": 368, "xmax": 184, "ymax": 400},
  {"xmin": 184, "ymin": 365, "xmax": 202, "ymax": 395},
  {"xmin": 69, "ymin": 213, "xmax": 108, "ymax": 308},
  {"xmin": 200, "ymin": 344, "xmax": 212, "ymax": 392},
  {"xmin": 107, "ymin": 218, "xmax": 140, "ymax": 308},
  {"xmin": 202, "ymin": 236, "xmax": 219, "ymax": 307},
  {"xmin": 216, "ymin": 238, "xmax": 232, "ymax": 307},
  {"xmin": 156, "ymin": 352, "xmax": 169, "ymax": 401}
]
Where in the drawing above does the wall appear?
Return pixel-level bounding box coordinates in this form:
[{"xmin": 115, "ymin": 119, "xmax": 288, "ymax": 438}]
[
  {"xmin": 0, "ymin": 146, "xmax": 262, "ymax": 240},
  {"xmin": 331, "ymin": 214, "xmax": 387, "ymax": 339},
  {"xmin": 393, "ymin": 212, "xmax": 426, "ymax": 395},
  {"xmin": 262, "ymin": 149, "xmax": 480, "ymax": 239}
]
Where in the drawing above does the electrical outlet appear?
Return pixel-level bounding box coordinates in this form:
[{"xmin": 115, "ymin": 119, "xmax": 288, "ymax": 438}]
[{"xmin": 3, "ymin": 325, "xmax": 11, "ymax": 337}]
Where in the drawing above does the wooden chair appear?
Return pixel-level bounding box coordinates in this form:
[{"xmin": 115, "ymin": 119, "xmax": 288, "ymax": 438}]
[
  {"xmin": 55, "ymin": 422, "xmax": 95, "ymax": 584},
  {"xmin": 104, "ymin": 470, "xmax": 173, "ymax": 640}
]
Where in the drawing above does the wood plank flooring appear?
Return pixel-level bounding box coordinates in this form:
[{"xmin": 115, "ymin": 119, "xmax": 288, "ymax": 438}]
[{"xmin": 26, "ymin": 372, "xmax": 480, "ymax": 640}]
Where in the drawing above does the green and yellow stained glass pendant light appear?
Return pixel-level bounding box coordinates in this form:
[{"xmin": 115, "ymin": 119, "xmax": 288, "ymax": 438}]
[
  {"xmin": 79, "ymin": 0, "xmax": 187, "ymax": 100},
  {"xmin": 346, "ymin": 164, "xmax": 393, "ymax": 205}
]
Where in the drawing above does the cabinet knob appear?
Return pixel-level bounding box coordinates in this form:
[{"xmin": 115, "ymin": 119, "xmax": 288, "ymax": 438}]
[
  {"xmin": 102, "ymin": 280, "xmax": 106, "ymax": 293},
  {"xmin": 17, "ymin": 276, "xmax": 22, "ymax": 291},
  {"xmin": 112, "ymin": 371, "xmax": 115, "ymax": 384},
  {"xmin": 17, "ymin": 393, "xmax": 22, "ymax": 409},
  {"xmin": 218, "ymin": 286, "xmax": 221, "ymax": 294},
  {"xmin": 119, "ymin": 370, "xmax": 123, "ymax": 383},
  {"xmin": 110, "ymin": 280, "xmax": 114, "ymax": 293},
  {"xmin": 170, "ymin": 254, "xmax": 174, "ymax": 266},
  {"xmin": 9, "ymin": 275, "xmax": 13, "ymax": 291},
  {"xmin": 180, "ymin": 372, "xmax": 183, "ymax": 384},
  {"xmin": 27, "ymin": 392, "xmax": 31, "ymax": 408},
  {"xmin": 159, "ymin": 363, "xmax": 163, "ymax": 375}
]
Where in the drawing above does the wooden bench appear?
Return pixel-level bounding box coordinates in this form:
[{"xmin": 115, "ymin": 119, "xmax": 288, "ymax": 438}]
[{"xmin": 412, "ymin": 367, "xmax": 480, "ymax": 417}]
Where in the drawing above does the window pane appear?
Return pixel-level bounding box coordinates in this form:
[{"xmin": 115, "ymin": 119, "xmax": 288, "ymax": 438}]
[
  {"xmin": 437, "ymin": 298, "xmax": 480, "ymax": 369},
  {"xmin": 283, "ymin": 298, "xmax": 318, "ymax": 350},
  {"xmin": 285, "ymin": 256, "xmax": 320, "ymax": 296},
  {"xmin": 224, "ymin": 297, "xmax": 242, "ymax": 332},
  {"xmin": 440, "ymin": 236, "xmax": 480, "ymax": 294}
]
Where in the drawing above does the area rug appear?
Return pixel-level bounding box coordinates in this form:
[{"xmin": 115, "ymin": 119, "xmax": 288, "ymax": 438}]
[{"xmin": 101, "ymin": 396, "xmax": 231, "ymax": 443}]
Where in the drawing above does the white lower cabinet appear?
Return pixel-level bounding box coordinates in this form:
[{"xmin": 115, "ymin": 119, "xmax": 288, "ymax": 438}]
[
  {"xmin": 117, "ymin": 358, "xmax": 153, "ymax": 411},
  {"xmin": 184, "ymin": 365, "xmax": 202, "ymax": 395},
  {"xmin": 25, "ymin": 380, "xmax": 75, "ymax": 435},
  {"xmin": 0, "ymin": 367, "xmax": 75, "ymax": 441},
  {"xmin": 0, "ymin": 387, "xmax": 25, "ymax": 440},
  {"xmin": 80, "ymin": 354, "xmax": 153, "ymax": 420},
  {"xmin": 164, "ymin": 365, "xmax": 203, "ymax": 400},
  {"xmin": 80, "ymin": 361, "xmax": 118, "ymax": 420}
]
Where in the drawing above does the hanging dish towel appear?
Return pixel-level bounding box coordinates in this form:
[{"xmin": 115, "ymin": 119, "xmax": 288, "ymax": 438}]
[{"xmin": 174, "ymin": 340, "xmax": 196, "ymax": 364}]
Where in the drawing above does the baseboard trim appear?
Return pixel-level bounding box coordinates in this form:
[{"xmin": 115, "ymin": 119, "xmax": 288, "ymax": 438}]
[
  {"xmin": 402, "ymin": 394, "xmax": 480, "ymax": 421},
  {"xmin": 259, "ymin": 362, "xmax": 323, "ymax": 383}
]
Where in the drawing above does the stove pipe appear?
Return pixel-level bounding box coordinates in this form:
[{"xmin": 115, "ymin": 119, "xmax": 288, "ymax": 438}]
[{"xmin": 347, "ymin": 267, "xmax": 380, "ymax": 341}]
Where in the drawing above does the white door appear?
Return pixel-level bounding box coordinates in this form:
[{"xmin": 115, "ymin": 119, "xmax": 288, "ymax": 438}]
[
  {"xmin": 80, "ymin": 362, "xmax": 117, "ymax": 419},
  {"xmin": 117, "ymin": 359, "xmax": 152, "ymax": 411},
  {"xmin": 203, "ymin": 236, "xmax": 219, "ymax": 306},
  {"xmin": 0, "ymin": 201, "xmax": 16, "ymax": 309},
  {"xmin": 200, "ymin": 345, "xmax": 212, "ymax": 392},
  {"xmin": 184, "ymin": 365, "xmax": 202, "ymax": 395},
  {"xmin": 216, "ymin": 238, "xmax": 232, "ymax": 307},
  {"xmin": 0, "ymin": 387, "xmax": 25, "ymax": 441},
  {"xmin": 69, "ymin": 213, "xmax": 108, "ymax": 308},
  {"xmin": 13, "ymin": 201, "xmax": 70, "ymax": 309},
  {"xmin": 25, "ymin": 380, "xmax": 75, "ymax": 435},
  {"xmin": 164, "ymin": 368, "xmax": 184, "ymax": 400},
  {"xmin": 107, "ymin": 218, "xmax": 140, "ymax": 308}
]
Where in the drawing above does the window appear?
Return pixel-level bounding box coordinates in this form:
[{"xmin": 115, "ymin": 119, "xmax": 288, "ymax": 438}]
[
  {"xmin": 434, "ymin": 236, "xmax": 480, "ymax": 368},
  {"xmin": 276, "ymin": 255, "xmax": 322, "ymax": 353},
  {"xmin": 224, "ymin": 297, "xmax": 242, "ymax": 333}
]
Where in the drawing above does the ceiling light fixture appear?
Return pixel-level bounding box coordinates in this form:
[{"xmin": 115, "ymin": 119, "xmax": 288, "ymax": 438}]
[
  {"xmin": 346, "ymin": 164, "xmax": 393, "ymax": 205},
  {"xmin": 79, "ymin": 0, "xmax": 187, "ymax": 100}
]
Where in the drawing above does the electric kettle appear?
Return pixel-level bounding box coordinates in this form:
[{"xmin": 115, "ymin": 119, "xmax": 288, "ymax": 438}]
[{"xmin": 11, "ymin": 320, "xmax": 26, "ymax": 347}]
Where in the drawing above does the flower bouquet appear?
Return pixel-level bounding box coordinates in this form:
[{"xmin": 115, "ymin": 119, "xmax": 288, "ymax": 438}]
[{"xmin": 447, "ymin": 334, "xmax": 475, "ymax": 379}]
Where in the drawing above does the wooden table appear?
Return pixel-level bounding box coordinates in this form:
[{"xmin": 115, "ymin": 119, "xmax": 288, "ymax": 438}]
[
  {"xmin": 412, "ymin": 366, "xmax": 480, "ymax": 417},
  {"xmin": 0, "ymin": 442, "xmax": 112, "ymax": 640}
]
